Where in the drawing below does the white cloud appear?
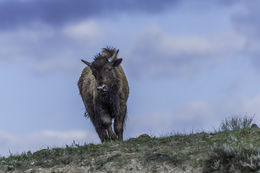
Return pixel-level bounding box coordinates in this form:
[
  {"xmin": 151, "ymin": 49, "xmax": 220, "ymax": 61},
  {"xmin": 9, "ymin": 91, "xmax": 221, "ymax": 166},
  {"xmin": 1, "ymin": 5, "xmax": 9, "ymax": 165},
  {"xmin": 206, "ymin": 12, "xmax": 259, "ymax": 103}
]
[
  {"xmin": 134, "ymin": 25, "xmax": 245, "ymax": 57},
  {"xmin": 42, "ymin": 130, "xmax": 88, "ymax": 140},
  {"xmin": 175, "ymin": 101, "xmax": 211, "ymax": 121},
  {"xmin": 126, "ymin": 112, "xmax": 174, "ymax": 136},
  {"xmin": 0, "ymin": 20, "xmax": 106, "ymax": 73},
  {"xmin": 176, "ymin": 96, "xmax": 260, "ymax": 131},
  {"xmin": 0, "ymin": 130, "xmax": 99, "ymax": 157},
  {"xmin": 63, "ymin": 20, "xmax": 103, "ymax": 42},
  {"xmin": 26, "ymin": 56, "xmax": 80, "ymax": 74},
  {"xmin": 229, "ymin": 0, "xmax": 260, "ymax": 68},
  {"xmin": 126, "ymin": 100, "xmax": 214, "ymax": 137},
  {"xmin": 126, "ymin": 95, "xmax": 260, "ymax": 139},
  {"xmin": 127, "ymin": 25, "xmax": 245, "ymax": 77},
  {"xmin": 0, "ymin": 25, "xmax": 55, "ymax": 62}
]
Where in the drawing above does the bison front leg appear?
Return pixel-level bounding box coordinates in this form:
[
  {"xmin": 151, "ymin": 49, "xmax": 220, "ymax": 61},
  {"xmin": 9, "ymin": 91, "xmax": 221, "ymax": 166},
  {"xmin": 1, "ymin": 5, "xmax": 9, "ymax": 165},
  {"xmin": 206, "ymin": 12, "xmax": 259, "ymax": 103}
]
[
  {"xmin": 114, "ymin": 104, "xmax": 127, "ymax": 140},
  {"xmin": 101, "ymin": 114, "xmax": 117, "ymax": 141},
  {"xmin": 95, "ymin": 125, "xmax": 109, "ymax": 143}
]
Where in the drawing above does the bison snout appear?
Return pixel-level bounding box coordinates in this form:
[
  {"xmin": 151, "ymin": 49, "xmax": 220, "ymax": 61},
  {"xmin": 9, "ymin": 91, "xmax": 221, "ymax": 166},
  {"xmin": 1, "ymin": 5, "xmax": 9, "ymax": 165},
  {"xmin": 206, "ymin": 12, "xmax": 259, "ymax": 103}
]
[{"xmin": 97, "ymin": 84, "xmax": 108, "ymax": 92}]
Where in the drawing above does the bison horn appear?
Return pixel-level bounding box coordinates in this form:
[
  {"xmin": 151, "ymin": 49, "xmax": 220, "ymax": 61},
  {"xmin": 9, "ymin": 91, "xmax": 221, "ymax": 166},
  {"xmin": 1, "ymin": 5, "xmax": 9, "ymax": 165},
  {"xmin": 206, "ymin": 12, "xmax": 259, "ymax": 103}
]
[
  {"xmin": 81, "ymin": 59, "xmax": 91, "ymax": 66},
  {"xmin": 109, "ymin": 49, "xmax": 119, "ymax": 62}
]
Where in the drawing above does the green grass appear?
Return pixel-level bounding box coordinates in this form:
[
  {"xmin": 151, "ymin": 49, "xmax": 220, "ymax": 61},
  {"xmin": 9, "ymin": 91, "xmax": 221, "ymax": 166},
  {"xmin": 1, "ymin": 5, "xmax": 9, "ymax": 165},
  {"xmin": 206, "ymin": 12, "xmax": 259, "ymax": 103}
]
[
  {"xmin": 0, "ymin": 116, "xmax": 259, "ymax": 172},
  {"xmin": 219, "ymin": 115, "xmax": 254, "ymax": 131}
]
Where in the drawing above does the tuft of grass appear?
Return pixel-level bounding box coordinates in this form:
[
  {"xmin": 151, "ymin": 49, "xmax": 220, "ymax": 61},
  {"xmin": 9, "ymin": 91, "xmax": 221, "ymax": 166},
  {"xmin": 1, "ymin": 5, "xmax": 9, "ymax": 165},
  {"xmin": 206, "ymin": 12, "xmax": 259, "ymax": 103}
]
[{"xmin": 219, "ymin": 115, "xmax": 254, "ymax": 132}]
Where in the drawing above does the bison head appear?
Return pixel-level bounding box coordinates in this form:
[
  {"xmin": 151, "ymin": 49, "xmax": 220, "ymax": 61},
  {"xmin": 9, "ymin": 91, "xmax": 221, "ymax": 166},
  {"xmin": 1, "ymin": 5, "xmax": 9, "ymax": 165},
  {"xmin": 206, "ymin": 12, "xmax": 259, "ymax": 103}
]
[{"xmin": 81, "ymin": 49, "xmax": 122, "ymax": 93}]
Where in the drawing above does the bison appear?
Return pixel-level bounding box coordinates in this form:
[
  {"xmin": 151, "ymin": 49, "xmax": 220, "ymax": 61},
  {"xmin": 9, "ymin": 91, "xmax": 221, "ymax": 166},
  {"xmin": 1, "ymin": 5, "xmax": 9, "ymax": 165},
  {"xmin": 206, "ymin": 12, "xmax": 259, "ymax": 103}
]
[{"xmin": 78, "ymin": 48, "xmax": 129, "ymax": 142}]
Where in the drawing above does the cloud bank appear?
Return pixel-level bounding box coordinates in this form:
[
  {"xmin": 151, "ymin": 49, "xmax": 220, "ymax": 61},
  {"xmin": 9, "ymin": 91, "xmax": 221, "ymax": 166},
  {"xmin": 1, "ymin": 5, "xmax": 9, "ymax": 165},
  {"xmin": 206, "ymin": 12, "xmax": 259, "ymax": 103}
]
[
  {"xmin": 0, "ymin": 0, "xmax": 256, "ymax": 77},
  {"xmin": 0, "ymin": 0, "xmax": 180, "ymax": 30},
  {"xmin": 127, "ymin": 25, "xmax": 245, "ymax": 78}
]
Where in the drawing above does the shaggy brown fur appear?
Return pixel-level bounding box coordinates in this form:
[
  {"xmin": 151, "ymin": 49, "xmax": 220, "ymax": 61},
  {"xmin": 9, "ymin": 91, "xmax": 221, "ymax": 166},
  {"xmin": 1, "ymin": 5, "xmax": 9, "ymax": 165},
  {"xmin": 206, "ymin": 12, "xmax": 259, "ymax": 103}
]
[{"xmin": 78, "ymin": 48, "xmax": 129, "ymax": 142}]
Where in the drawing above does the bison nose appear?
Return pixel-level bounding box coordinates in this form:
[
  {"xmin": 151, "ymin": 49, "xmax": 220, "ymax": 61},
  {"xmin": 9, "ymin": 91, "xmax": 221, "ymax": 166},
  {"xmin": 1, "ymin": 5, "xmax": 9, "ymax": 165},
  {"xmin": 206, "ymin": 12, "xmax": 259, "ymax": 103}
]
[{"xmin": 97, "ymin": 84, "xmax": 108, "ymax": 92}]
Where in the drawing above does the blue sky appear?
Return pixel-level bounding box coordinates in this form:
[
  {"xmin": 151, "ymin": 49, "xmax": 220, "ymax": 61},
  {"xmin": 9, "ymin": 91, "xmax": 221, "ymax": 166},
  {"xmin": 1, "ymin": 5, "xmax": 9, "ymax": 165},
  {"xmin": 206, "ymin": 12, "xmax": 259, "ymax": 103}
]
[{"xmin": 1, "ymin": 0, "xmax": 260, "ymax": 156}]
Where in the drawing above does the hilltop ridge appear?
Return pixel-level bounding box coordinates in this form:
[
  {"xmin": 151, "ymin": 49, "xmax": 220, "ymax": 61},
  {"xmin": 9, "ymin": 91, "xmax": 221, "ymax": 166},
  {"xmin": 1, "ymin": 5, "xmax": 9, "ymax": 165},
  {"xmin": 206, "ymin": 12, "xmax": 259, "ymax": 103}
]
[{"xmin": 0, "ymin": 126, "xmax": 260, "ymax": 173}]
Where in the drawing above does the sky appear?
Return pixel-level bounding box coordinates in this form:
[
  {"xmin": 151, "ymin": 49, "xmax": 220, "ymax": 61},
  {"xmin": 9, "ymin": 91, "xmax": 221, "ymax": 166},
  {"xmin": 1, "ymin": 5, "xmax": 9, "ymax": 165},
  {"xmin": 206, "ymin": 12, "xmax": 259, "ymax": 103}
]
[{"xmin": 0, "ymin": 0, "xmax": 260, "ymax": 156}]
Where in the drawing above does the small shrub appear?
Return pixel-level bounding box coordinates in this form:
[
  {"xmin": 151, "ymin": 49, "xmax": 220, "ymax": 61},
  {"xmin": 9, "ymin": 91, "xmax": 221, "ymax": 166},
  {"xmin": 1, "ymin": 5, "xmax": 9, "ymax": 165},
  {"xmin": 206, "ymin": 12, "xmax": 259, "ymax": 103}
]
[
  {"xmin": 203, "ymin": 140, "xmax": 260, "ymax": 172},
  {"xmin": 219, "ymin": 115, "xmax": 254, "ymax": 131}
]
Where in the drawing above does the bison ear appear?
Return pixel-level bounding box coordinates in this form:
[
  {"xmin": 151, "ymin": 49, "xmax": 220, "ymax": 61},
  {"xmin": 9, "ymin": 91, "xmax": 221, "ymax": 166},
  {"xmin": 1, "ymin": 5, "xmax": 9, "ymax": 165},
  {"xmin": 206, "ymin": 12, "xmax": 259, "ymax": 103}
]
[
  {"xmin": 112, "ymin": 58, "xmax": 122, "ymax": 67},
  {"xmin": 81, "ymin": 59, "xmax": 91, "ymax": 66}
]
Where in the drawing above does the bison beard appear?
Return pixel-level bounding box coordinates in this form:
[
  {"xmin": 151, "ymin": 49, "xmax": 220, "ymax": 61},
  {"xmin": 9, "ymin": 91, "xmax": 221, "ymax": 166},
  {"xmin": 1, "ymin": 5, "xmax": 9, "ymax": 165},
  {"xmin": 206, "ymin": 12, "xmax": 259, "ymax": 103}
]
[{"xmin": 78, "ymin": 48, "xmax": 129, "ymax": 143}]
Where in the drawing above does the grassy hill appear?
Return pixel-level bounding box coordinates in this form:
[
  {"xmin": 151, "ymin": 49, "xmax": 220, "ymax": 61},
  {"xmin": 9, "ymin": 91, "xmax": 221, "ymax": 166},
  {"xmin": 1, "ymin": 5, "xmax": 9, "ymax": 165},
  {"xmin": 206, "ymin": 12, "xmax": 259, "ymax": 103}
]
[{"xmin": 0, "ymin": 117, "xmax": 260, "ymax": 173}]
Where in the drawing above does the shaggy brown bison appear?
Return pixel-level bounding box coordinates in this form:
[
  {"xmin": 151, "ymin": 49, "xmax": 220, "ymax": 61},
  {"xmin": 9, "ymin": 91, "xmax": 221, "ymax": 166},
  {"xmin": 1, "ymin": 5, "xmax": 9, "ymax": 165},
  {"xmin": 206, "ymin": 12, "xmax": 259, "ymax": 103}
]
[{"xmin": 78, "ymin": 48, "xmax": 129, "ymax": 142}]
